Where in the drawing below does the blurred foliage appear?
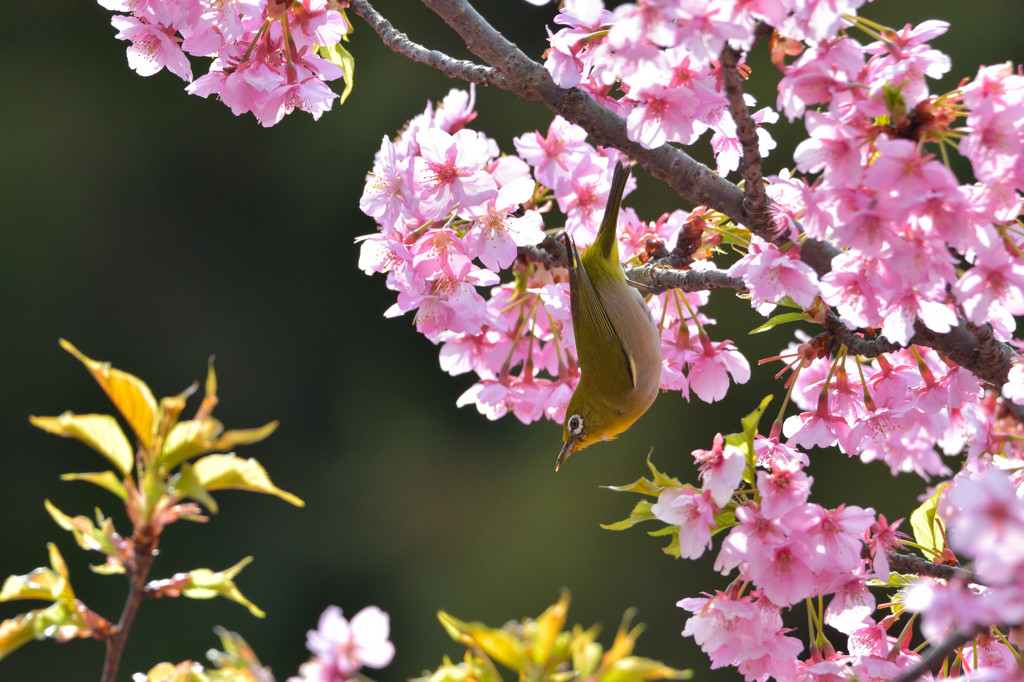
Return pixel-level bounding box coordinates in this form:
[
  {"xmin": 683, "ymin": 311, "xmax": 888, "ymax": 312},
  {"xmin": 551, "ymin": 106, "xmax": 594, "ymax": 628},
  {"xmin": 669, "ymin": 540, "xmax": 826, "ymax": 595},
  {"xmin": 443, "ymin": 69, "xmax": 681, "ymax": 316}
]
[
  {"xmin": 421, "ymin": 592, "xmax": 690, "ymax": 682},
  {"xmin": 0, "ymin": 1, "xmax": 1021, "ymax": 681},
  {"xmin": 1, "ymin": 342, "xmax": 298, "ymax": 674}
]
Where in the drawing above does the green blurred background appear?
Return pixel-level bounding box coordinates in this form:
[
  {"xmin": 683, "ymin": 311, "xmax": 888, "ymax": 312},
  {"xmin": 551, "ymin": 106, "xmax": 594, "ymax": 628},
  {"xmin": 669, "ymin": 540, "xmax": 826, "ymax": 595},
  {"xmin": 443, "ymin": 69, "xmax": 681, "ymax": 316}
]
[{"xmin": 0, "ymin": 2, "xmax": 1019, "ymax": 680}]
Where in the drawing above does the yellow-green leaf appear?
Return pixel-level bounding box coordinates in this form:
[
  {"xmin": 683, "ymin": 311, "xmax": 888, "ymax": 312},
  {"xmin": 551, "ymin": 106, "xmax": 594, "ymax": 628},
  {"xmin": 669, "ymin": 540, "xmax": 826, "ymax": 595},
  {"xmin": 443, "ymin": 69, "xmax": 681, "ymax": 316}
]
[
  {"xmin": 600, "ymin": 656, "xmax": 692, "ymax": 682},
  {"xmin": 172, "ymin": 462, "xmax": 220, "ymax": 514},
  {"xmin": 0, "ymin": 600, "xmax": 96, "ymax": 662},
  {"xmin": 160, "ymin": 419, "xmax": 278, "ymax": 471},
  {"xmin": 645, "ymin": 452, "xmax": 682, "ymax": 489},
  {"xmin": 910, "ymin": 483, "xmax": 948, "ymax": 559},
  {"xmin": 0, "ymin": 610, "xmax": 40, "ymax": 661},
  {"xmin": 192, "ymin": 453, "xmax": 303, "ymax": 507},
  {"xmin": 30, "ymin": 413, "xmax": 133, "ymax": 476},
  {"xmin": 318, "ymin": 42, "xmax": 354, "ymax": 104},
  {"xmin": 749, "ymin": 311, "xmax": 812, "ymax": 334},
  {"xmin": 60, "ymin": 471, "xmax": 127, "ymax": 500},
  {"xmin": 601, "ymin": 500, "xmax": 656, "ymax": 531},
  {"xmin": 571, "ymin": 625, "xmax": 603, "ymax": 679},
  {"xmin": 0, "ymin": 568, "xmax": 65, "ymax": 603},
  {"xmin": 60, "ymin": 339, "xmax": 158, "ymax": 450},
  {"xmin": 44, "ymin": 500, "xmax": 114, "ymax": 555},
  {"xmin": 207, "ymin": 626, "xmax": 268, "ymax": 676},
  {"xmin": 532, "ymin": 590, "xmax": 570, "ymax": 664},
  {"xmin": 181, "ymin": 557, "xmax": 265, "ymax": 618},
  {"xmin": 604, "ymin": 610, "xmax": 642, "ymax": 666},
  {"xmin": 134, "ymin": 661, "xmax": 210, "ymax": 682},
  {"xmin": 438, "ymin": 611, "xmax": 526, "ymax": 671},
  {"xmin": 160, "ymin": 419, "xmax": 222, "ymax": 470},
  {"xmin": 1, "ymin": 545, "xmax": 73, "ymax": 604},
  {"xmin": 726, "ymin": 395, "xmax": 773, "ymax": 484}
]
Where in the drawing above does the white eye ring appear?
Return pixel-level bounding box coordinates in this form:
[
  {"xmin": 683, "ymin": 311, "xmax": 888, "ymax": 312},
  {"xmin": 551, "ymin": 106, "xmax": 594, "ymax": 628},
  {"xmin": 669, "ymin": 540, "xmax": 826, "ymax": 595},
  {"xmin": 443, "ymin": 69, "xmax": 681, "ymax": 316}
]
[{"xmin": 568, "ymin": 414, "xmax": 584, "ymax": 435}]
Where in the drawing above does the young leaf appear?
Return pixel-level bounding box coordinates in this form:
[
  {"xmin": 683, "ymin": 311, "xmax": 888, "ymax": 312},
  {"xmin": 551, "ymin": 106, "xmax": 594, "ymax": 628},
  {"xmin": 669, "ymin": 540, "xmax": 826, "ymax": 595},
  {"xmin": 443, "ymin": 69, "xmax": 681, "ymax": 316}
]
[
  {"xmin": 910, "ymin": 483, "xmax": 949, "ymax": 559},
  {"xmin": 0, "ymin": 610, "xmax": 42, "ymax": 662},
  {"xmin": 59, "ymin": 471, "xmax": 128, "ymax": 500},
  {"xmin": 0, "ymin": 544, "xmax": 74, "ymax": 604},
  {"xmin": 599, "ymin": 655, "xmax": 693, "ymax": 682},
  {"xmin": 748, "ymin": 312, "xmax": 812, "ymax": 334},
  {"xmin": 0, "ymin": 568, "xmax": 67, "ymax": 603},
  {"xmin": 44, "ymin": 500, "xmax": 118, "ymax": 556},
  {"xmin": 725, "ymin": 395, "xmax": 773, "ymax": 484},
  {"xmin": 207, "ymin": 626, "xmax": 271, "ymax": 678},
  {"xmin": 601, "ymin": 500, "xmax": 656, "ymax": 531},
  {"xmin": 29, "ymin": 413, "xmax": 133, "ymax": 476},
  {"xmin": 160, "ymin": 419, "xmax": 278, "ymax": 471},
  {"xmin": 171, "ymin": 462, "xmax": 220, "ymax": 514},
  {"xmin": 133, "ymin": 661, "xmax": 209, "ymax": 682},
  {"xmin": 438, "ymin": 611, "xmax": 527, "ymax": 670},
  {"xmin": 59, "ymin": 339, "xmax": 157, "ymax": 450},
  {"xmin": 531, "ymin": 590, "xmax": 570, "ymax": 665},
  {"xmin": 318, "ymin": 42, "xmax": 355, "ymax": 104},
  {"xmin": 179, "ymin": 557, "xmax": 265, "ymax": 618},
  {"xmin": 192, "ymin": 453, "xmax": 304, "ymax": 507}
]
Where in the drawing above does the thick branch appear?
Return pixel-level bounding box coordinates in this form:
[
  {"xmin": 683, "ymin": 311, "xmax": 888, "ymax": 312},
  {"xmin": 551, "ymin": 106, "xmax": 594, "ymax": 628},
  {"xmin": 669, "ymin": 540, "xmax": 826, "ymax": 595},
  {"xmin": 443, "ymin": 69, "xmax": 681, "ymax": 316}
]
[
  {"xmin": 350, "ymin": 0, "xmax": 504, "ymax": 88},
  {"xmin": 414, "ymin": 0, "xmax": 1018, "ymax": 390},
  {"xmin": 419, "ymin": 0, "xmax": 749, "ymax": 226}
]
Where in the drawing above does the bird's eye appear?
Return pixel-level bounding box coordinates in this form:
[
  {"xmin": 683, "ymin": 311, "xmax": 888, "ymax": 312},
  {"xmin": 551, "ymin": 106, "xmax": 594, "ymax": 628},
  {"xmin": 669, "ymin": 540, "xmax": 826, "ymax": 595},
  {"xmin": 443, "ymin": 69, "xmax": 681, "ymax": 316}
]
[{"xmin": 568, "ymin": 414, "xmax": 584, "ymax": 435}]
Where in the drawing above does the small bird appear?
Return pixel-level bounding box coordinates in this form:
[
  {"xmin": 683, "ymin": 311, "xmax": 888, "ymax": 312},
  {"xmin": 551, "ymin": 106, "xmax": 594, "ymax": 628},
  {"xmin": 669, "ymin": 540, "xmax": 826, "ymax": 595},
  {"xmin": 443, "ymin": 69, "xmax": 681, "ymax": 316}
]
[{"xmin": 557, "ymin": 162, "xmax": 663, "ymax": 470}]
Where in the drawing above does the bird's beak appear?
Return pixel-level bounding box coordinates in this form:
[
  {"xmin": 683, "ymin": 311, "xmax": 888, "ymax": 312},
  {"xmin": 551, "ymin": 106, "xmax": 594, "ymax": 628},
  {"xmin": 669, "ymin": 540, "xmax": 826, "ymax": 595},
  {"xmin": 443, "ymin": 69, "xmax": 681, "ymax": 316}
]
[{"xmin": 555, "ymin": 439, "xmax": 577, "ymax": 471}]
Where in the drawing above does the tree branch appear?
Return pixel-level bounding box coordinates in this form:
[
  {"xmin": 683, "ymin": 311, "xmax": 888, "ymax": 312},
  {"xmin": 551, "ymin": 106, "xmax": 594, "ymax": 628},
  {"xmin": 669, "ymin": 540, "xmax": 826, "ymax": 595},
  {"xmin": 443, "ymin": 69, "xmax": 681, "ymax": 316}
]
[
  {"xmin": 719, "ymin": 45, "xmax": 774, "ymax": 240},
  {"xmin": 892, "ymin": 624, "xmax": 989, "ymax": 682},
  {"xmin": 517, "ymin": 238, "xmax": 746, "ymax": 294},
  {"xmin": 419, "ymin": 0, "xmax": 749, "ymax": 226},
  {"xmin": 413, "ymin": 0, "xmax": 1019, "ymax": 391},
  {"xmin": 101, "ymin": 545, "xmax": 156, "ymax": 682},
  {"xmin": 886, "ymin": 550, "xmax": 977, "ymax": 584},
  {"xmin": 350, "ymin": 0, "xmax": 505, "ymax": 88},
  {"xmin": 626, "ymin": 265, "xmax": 747, "ymax": 294}
]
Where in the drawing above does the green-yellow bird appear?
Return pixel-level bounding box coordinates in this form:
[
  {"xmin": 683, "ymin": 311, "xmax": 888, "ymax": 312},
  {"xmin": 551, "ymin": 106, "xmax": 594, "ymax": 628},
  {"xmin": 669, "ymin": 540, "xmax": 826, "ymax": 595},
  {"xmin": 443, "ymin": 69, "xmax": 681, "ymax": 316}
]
[{"xmin": 557, "ymin": 162, "xmax": 663, "ymax": 470}]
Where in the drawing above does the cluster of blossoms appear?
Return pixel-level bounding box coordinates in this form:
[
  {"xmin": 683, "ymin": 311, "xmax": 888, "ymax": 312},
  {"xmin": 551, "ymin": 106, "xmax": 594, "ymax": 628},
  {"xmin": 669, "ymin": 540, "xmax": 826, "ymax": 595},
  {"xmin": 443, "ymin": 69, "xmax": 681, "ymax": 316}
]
[
  {"xmin": 358, "ymin": 86, "xmax": 751, "ymax": 424},
  {"xmin": 642, "ymin": 428, "xmax": 913, "ymax": 680},
  {"xmin": 99, "ymin": 0, "xmax": 353, "ymax": 125},
  {"xmin": 289, "ymin": 605, "xmax": 395, "ymax": 682},
  {"xmin": 541, "ymin": 0, "xmax": 858, "ymax": 172},
  {"xmin": 535, "ymin": 0, "xmax": 1024, "ymax": 680},
  {"xmin": 642, "ymin": 421, "xmax": 1024, "ymax": 681},
  {"xmin": 100, "ymin": 0, "xmax": 1024, "ymax": 677}
]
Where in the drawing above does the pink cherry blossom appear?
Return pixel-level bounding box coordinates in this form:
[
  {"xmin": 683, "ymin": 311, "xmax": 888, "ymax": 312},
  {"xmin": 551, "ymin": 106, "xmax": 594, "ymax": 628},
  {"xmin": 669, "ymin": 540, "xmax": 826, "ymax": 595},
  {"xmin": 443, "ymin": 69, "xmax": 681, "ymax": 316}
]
[
  {"xmin": 692, "ymin": 433, "xmax": 746, "ymax": 507},
  {"xmin": 757, "ymin": 460, "xmax": 812, "ymax": 520},
  {"xmin": 651, "ymin": 486, "xmax": 717, "ymax": 559},
  {"xmin": 728, "ymin": 236, "xmax": 821, "ymax": 314},
  {"xmin": 290, "ymin": 605, "xmax": 395, "ymax": 682},
  {"xmin": 110, "ymin": 15, "xmax": 192, "ymax": 81},
  {"xmin": 415, "ymin": 128, "xmax": 498, "ymax": 219}
]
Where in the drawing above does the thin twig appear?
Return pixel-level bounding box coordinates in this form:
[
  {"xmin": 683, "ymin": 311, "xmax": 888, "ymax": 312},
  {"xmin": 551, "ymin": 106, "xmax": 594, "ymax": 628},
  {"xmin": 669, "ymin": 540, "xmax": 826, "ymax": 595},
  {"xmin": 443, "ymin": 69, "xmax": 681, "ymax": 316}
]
[
  {"xmin": 350, "ymin": 0, "xmax": 505, "ymax": 88},
  {"xmin": 517, "ymin": 238, "xmax": 747, "ymax": 294},
  {"xmin": 886, "ymin": 550, "xmax": 977, "ymax": 584},
  {"xmin": 719, "ymin": 45, "xmax": 774, "ymax": 240},
  {"xmin": 892, "ymin": 624, "xmax": 989, "ymax": 682}
]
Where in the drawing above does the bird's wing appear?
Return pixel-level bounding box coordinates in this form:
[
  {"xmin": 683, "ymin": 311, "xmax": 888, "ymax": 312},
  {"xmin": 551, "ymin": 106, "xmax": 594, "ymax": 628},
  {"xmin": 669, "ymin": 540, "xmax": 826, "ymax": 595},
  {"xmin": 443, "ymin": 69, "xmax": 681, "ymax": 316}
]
[{"xmin": 565, "ymin": 234, "xmax": 636, "ymax": 389}]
